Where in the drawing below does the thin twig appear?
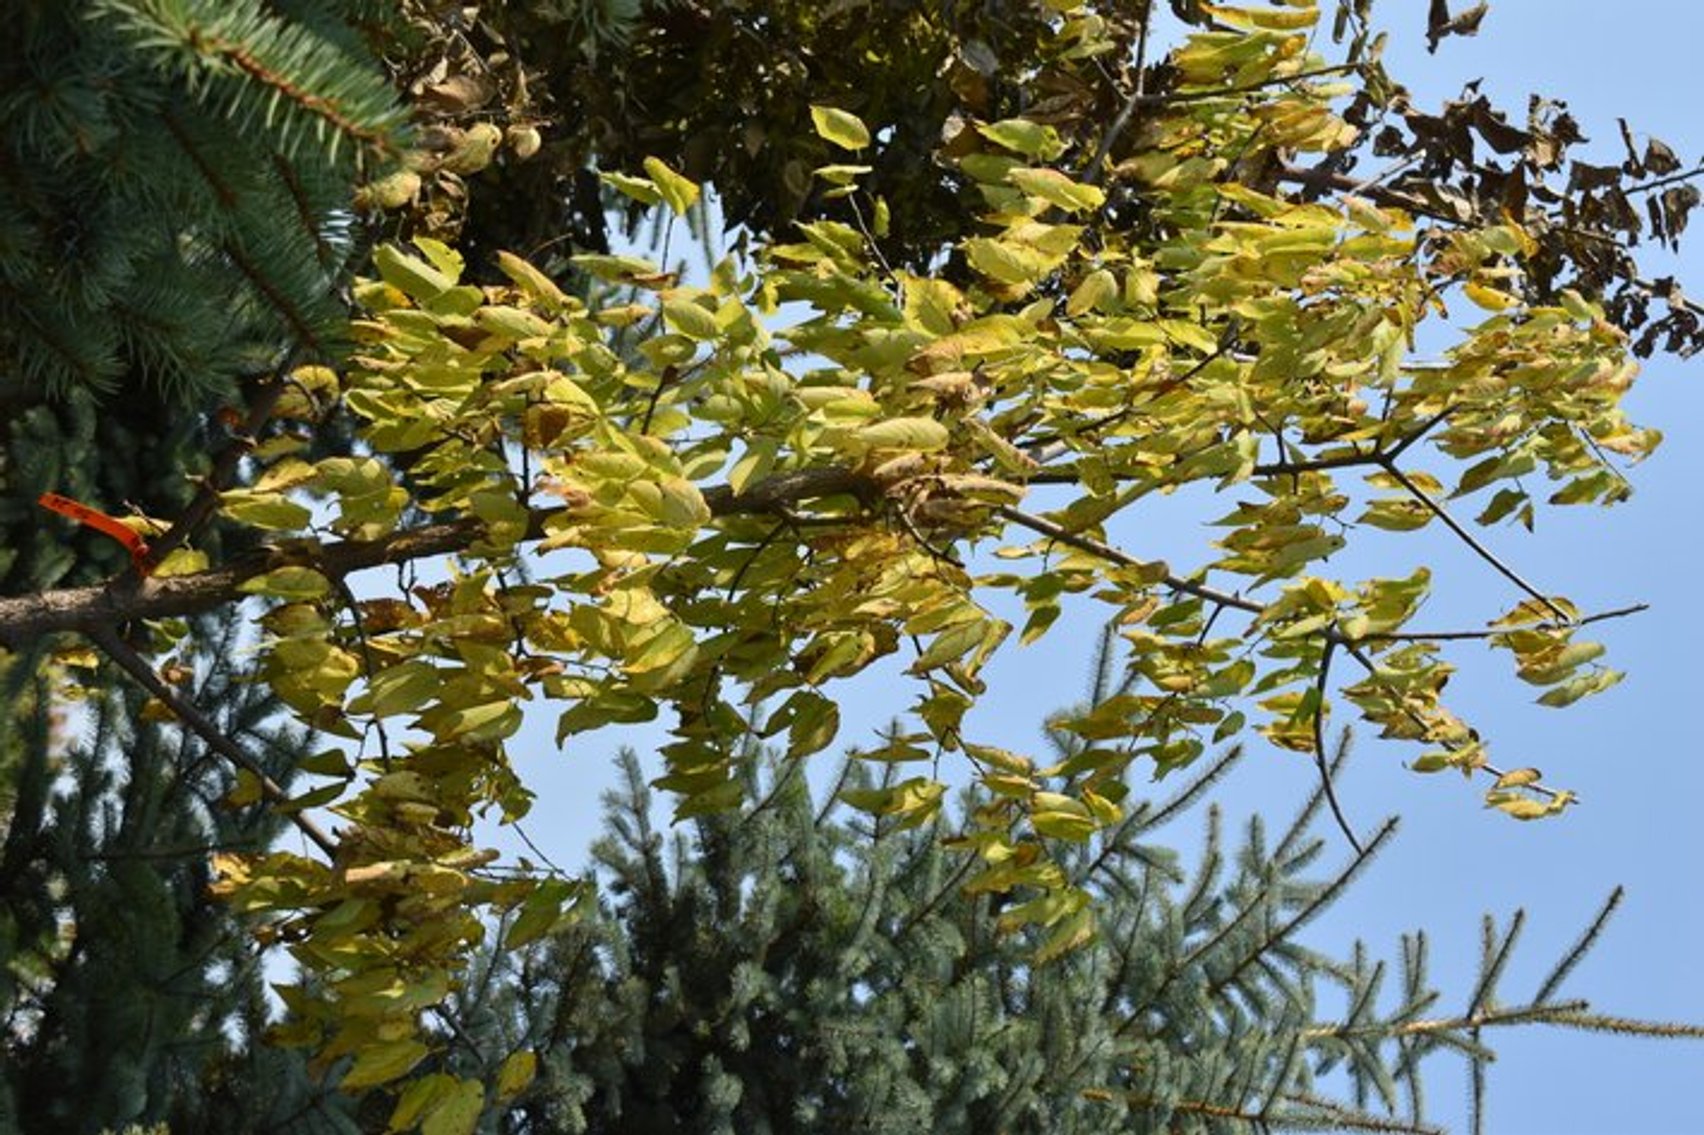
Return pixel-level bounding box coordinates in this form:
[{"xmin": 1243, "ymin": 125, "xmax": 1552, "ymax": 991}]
[
  {"xmin": 1080, "ymin": 4, "xmax": 1153, "ymax": 186},
  {"xmin": 1311, "ymin": 643, "xmax": 1364, "ymax": 853},
  {"xmin": 143, "ymin": 349, "xmax": 299, "ymax": 571},
  {"xmin": 1621, "ymin": 162, "xmax": 1704, "ymax": 198},
  {"xmin": 1355, "ymin": 603, "xmax": 1646, "ymax": 644},
  {"xmin": 995, "ymin": 504, "xmax": 1263, "ymax": 616},
  {"xmin": 1023, "ymin": 321, "xmax": 1241, "ymax": 462},
  {"xmin": 332, "ymin": 576, "xmax": 391, "ymax": 769},
  {"xmin": 89, "ymin": 625, "xmax": 338, "ymax": 856},
  {"xmin": 1377, "ymin": 459, "xmax": 1572, "ymax": 621}
]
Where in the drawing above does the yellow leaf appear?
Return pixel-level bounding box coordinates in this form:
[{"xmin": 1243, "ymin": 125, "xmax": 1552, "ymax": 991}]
[
  {"xmin": 643, "ymin": 156, "xmax": 701, "ymax": 215},
  {"xmin": 220, "ymin": 490, "xmax": 312, "ymax": 531},
  {"xmin": 495, "ymin": 1050, "xmax": 538, "ymax": 1100},
  {"xmin": 1202, "ymin": 2, "xmax": 1318, "ymax": 31},
  {"xmin": 340, "ymin": 1038, "xmax": 431, "ymax": 1090},
  {"xmin": 809, "ymin": 105, "xmax": 871, "ymax": 151},
  {"xmin": 496, "ymin": 250, "xmax": 570, "ymax": 310},
  {"xmin": 1007, "ymin": 167, "xmax": 1106, "ymax": 212},
  {"xmin": 1493, "ymin": 767, "xmax": 1542, "ymax": 790},
  {"xmin": 1463, "ymin": 280, "xmax": 1518, "ymax": 311},
  {"xmin": 151, "ymin": 547, "xmax": 209, "ymax": 578},
  {"xmin": 239, "ymin": 566, "xmax": 331, "ymax": 601},
  {"xmin": 600, "ymin": 170, "xmax": 661, "ymax": 206}
]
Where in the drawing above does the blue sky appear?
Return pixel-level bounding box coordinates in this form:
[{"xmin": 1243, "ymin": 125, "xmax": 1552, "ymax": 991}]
[{"xmin": 476, "ymin": 5, "xmax": 1704, "ymax": 1131}]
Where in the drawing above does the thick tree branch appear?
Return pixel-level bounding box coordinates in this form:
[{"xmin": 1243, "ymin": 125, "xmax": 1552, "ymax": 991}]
[{"xmin": 0, "ymin": 467, "xmax": 879, "ymax": 643}]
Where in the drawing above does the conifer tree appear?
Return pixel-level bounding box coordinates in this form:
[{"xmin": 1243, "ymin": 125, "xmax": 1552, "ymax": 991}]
[
  {"xmin": 428, "ymin": 635, "xmax": 1698, "ymax": 1133},
  {"xmin": 6, "ymin": 3, "xmax": 1704, "ymax": 1132},
  {"xmin": 1, "ymin": 3, "xmax": 403, "ymax": 1129}
]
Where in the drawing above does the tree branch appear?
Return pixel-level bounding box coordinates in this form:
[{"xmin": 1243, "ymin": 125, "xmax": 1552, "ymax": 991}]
[
  {"xmin": 1356, "ymin": 603, "xmax": 1647, "ymax": 644},
  {"xmin": 1376, "ymin": 459, "xmax": 1571, "ymax": 621},
  {"xmin": 142, "ymin": 350, "xmax": 297, "ymax": 572},
  {"xmin": 995, "ymin": 504, "xmax": 1264, "ymax": 616},
  {"xmin": 1311, "ymin": 643, "xmax": 1364, "ymax": 854},
  {"xmin": 88, "ymin": 624, "xmax": 338, "ymax": 856},
  {"xmin": 0, "ymin": 466, "xmax": 881, "ymax": 643}
]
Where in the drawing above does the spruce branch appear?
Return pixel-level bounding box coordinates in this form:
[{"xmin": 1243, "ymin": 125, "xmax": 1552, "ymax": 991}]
[
  {"xmin": 99, "ymin": 0, "xmax": 406, "ymax": 160},
  {"xmin": 1534, "ymin": 887, "xmax": 1622, "ymax": 1005},
  {"xmin": 1210, "ymin": 817, "xmax": 1400, "ymax": 998}
]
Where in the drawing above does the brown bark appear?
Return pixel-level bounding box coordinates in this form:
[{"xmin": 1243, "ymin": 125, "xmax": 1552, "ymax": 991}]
[{"xmin": 0, "ymin": 466, "xmax": 877, "ymax": 644}]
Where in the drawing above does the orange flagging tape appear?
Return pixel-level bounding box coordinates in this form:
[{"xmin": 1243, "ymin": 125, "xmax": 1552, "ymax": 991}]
[{"xmin": 38, "ymin": 492, "xmax": 153, "ymax": 575}]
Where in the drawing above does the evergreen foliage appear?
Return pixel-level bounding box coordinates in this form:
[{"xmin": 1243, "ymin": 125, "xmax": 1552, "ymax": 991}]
[
  {"xmin": 0, "ymin": 619, "xmax": 346, "ymax": 1133},
  {"xmin": 1, "ymin": 7, "xmax": 403, "ymax": 1129},
  {"xmin": 405, "ymin": 630, "xmax": 1697, "ymax": 1124},
  {"xmin": 423, "ymin": 642, "xmax": 1694, "ymax": 1134},
  {"xmin": 0, "ymin": 0, "xmax": 403, "ymax": 401}
]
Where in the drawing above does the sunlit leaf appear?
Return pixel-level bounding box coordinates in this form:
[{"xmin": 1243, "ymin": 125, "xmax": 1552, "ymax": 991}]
[{"xmin": 810, "ymin": 105, "xmax": 871, "ymax": 151}]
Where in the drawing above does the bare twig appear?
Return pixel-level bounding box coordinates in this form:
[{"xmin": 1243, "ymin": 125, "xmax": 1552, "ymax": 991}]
[
  {"xmin": 1356, "ymin": 603, "xmax": 1646, "ymax": 645},
  {"xmin": 1311, "ymin": 643, "xmax": 1364, "ymax": 853},
  {"xmin": 1080, "ymin": 4, "xmax": 1153, "ymax": 186}
]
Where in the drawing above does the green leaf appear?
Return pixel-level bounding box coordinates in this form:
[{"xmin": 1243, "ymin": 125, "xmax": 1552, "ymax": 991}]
[
  {"xmin": 349, "ymin": 660, "xmax": 440, "ymax": 717},
  {"xmin": 975, "ymin": 118, "xmax": 1065, "ymax": 160},
  {"xmin": 643, "ymin": 156, "xmax": 701, "ymax": 215},
  {"xmin": 220, "ymin": 490, "xmax": 312, "ymax": 531},
  {"xmin": 1358, "ymin": 498, "xmax": 1433, "ymax": 531},
  {"xmin": 495, "ymin": 1050, "xmax": 538, "ymax": 1101},
  {"xmin": 420, "ymin": 1078, "xmax": 485, "ymax": 1135},
  {"xmin": 1536, "ymin": 669, "xmax": 1623, "ymax": 707},
  {"xmin": 1007, "ymin": 167, "xmax": 1106, "ymax": 212},
  {"xmin": 662, "ymin": 298, "xmax": 719, "ymax": 340},
  {"xmin": 495, "ymin": 250, "xmax": 570, "ymax": 309},
  {"xmin": 373, "ymin": 244, "xmax": 453, "ymax": 301},
  {"xmin": 1035, "ymin": 904, "xmax": 1097, "ymax": 963},
  {"xmin": 810, "ymin": 105, "xmax": 871, "ymax": 151},
  {"xmin": 239, "ymin": 566, "xmax": 331, "ymax": 601},
  {"xmin": 505, "ymin": 879, "xmax": 582, "ymax": 948},
  {"xmin": 341, "ymin": 1037, "xmax": 430, "ymax": 1090},
  {"xmin": 389, "ymin": 1073, "xmax": 460, "ymax": 1132},
  {"xmin": 855, "ymin": 416, "xmax": 950, "ymax": 452}
]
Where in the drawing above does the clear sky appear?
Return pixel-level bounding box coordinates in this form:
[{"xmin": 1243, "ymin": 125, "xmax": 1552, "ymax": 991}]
[{"xmin": 476, "ymin": 5, "xmax": 1704, "ymax": 1132}]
